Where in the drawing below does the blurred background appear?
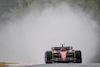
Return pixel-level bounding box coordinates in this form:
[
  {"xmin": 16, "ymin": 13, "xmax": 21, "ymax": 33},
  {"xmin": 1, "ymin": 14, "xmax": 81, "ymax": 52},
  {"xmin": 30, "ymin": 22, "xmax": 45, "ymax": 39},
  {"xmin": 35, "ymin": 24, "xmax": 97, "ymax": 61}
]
[{"xmin": 0, "ymin": 0, "xmax": 100, "ymax": 64}]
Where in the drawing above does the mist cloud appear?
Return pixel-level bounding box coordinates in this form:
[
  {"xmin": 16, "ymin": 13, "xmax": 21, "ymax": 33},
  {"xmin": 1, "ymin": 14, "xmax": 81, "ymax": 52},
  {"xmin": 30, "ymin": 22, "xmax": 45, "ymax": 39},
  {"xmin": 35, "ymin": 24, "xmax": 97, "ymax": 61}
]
[{"xmin": 0, "ymin": 0, "xmax": 99, "ymax": 64}]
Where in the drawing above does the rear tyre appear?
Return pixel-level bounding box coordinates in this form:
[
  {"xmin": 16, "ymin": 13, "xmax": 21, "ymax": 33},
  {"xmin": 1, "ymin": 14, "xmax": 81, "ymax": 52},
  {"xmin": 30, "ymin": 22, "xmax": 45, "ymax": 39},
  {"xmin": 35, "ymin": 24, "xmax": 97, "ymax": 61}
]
[
  {"xmin": 45, "ymin": 51, "xmax": 52, "ymax": 64},
  {"xmin": 75, "ymin": 51, "xmax": 82, "ymax": 63}
]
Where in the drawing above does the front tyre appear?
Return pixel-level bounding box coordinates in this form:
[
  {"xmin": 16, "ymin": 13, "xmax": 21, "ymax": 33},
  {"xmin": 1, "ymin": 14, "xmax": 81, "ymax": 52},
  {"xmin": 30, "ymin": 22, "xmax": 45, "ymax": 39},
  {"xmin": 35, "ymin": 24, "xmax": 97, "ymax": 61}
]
[
  {"xmin": 45, "ymin": 51, "xmax": 52, "ymax": 64},
  {"xmin": 75, "ymin": 51, "xmax": 82, "ymax": 63}
]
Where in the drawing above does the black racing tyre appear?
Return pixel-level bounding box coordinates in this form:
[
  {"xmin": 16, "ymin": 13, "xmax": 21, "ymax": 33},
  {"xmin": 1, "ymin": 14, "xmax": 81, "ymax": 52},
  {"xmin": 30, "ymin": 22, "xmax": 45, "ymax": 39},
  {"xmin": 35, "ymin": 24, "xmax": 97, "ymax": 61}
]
[
  {"xmin": 45, "ymin": 51, "xmax": 52, "ymax": 64},
  {"xmin": 75, "ymin": 51, "xmax": 82, "ymax": 63}
]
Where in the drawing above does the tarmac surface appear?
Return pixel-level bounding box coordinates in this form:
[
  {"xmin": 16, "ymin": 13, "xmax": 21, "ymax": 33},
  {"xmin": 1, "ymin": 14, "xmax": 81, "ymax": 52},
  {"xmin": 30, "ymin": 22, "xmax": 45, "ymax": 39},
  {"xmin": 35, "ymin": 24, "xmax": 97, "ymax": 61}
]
[{"xmin": 17, "ymin": 63, "xmax": 100, "ymax": 67}]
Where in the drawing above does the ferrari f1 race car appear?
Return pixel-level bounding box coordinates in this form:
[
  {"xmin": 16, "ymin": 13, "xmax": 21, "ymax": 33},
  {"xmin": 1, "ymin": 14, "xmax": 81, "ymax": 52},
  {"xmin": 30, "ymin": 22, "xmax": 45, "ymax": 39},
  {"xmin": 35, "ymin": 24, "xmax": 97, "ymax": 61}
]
[{"xmin": 45, "ymin": 43, "xmax": 82, "ymax": 63}]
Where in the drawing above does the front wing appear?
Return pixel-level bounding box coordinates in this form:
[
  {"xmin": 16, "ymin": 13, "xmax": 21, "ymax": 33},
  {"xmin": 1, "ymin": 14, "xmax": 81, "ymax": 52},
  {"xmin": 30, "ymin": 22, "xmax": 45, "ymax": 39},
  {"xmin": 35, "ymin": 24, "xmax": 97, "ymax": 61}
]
[{"xmin": 52, "ymin": 58, "xmax": 77, "ymax": 62}]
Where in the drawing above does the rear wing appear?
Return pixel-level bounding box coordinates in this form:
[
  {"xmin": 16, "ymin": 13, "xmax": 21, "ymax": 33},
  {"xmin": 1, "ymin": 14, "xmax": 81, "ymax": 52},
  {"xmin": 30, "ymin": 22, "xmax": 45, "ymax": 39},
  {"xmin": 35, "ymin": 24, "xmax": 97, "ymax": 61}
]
[{"xmin": 51, "ymin": 47, "xmax": 73, "ymax": 50}]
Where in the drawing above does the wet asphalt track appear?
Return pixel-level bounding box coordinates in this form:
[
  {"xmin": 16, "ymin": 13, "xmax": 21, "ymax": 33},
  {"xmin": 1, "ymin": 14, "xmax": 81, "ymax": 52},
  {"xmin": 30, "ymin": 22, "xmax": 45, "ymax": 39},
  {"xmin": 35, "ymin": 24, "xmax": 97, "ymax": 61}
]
[{"xmin": 18, "ymin": 63, "xmax": 100, "ymax": 67}]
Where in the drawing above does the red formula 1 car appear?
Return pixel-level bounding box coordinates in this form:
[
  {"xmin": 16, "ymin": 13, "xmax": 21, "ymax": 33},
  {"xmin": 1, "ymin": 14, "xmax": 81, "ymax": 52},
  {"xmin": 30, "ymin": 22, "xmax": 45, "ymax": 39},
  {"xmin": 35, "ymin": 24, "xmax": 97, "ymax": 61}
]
[{"xmin": 45, "ymin": 43, "xmax": 82, "ymax": 63}]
